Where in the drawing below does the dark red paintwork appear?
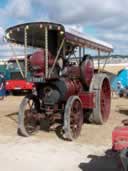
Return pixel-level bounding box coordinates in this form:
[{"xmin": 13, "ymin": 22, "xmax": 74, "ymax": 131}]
[
  {"xmin": 79, "ymin": 92, "xmax": 95, "ymax": 109},
  {"xmin": 100, "ymin": 78, "xmax": 111, "ymax": 122},
  {"xmin": 81, "ymin": 58, "xmax": 94, "ymax": 87},
  {"xmin": 112, "ymin": 126, "xmax": 128, "ymax": 151},
  {"xmin": 30, "ymin": 50, "xmax": 55, "ymax": 77}
]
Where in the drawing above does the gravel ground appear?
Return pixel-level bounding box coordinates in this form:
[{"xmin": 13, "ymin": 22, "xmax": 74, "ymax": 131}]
[{"xmin": 0, "ymin": 95, "xmax": 127, "ymax": 171}]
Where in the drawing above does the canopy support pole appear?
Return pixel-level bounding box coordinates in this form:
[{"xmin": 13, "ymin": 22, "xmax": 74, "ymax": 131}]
[
  {"xmin": 98, "ymin": 49, "xmax": 100, "ymax": 72},
  {"xmin": 102, "ymin": 52, "xmax": 111, "ymax": 71},
  {"xmin": 79, "ymin": 47, "xmax": 82, "ymax": 63},
  {"xmin": 24, "ymin": 26, "xmax": 28, "ymax": 79},
  {"xmin": 63, "ymin": 42, "xmax": 66, "ymax": 59},
  {"xmin": 83, "ymin": 48, "xmax": 85, "ymax": 55},
  {"xmin": 45, "ymin": 26, "xmax": 48, "ymax": 78},
  {"xmin": 9, "ymin": 43, "xmax": 24, "ymax": 78}
]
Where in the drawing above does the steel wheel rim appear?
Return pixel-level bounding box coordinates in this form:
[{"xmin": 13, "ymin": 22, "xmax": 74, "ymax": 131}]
[
  {"xmin": 70, "ymin": 99, "xmax": 83, "ymax": 139},
  {"xmin": 100, "ymin": 78, "xmax": 111, "ymax": 122},
  {"xmin": 24, "ymin": 99, "xmax": 39, "ymax": 135}
]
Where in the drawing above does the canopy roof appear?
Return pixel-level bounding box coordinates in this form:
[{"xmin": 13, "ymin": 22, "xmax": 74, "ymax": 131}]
[{"xmin": 5, "ymin": 22, "xmax": 113, "ymax": 53}]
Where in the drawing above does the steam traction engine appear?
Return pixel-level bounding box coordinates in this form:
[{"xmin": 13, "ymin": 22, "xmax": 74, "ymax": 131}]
[{"xmin": 5, "ymin": 22, "xmax": 113, "ymax": 140}]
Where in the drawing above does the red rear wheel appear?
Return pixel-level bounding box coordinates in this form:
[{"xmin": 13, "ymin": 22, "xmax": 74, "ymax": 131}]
[{"xmin": 89, "ymin": 73, "xmax": 111, "ymax": 124}]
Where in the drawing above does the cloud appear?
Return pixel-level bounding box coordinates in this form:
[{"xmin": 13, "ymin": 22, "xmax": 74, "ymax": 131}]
[
  {"xmin": 31, "ymin": 0, "xmax": 122, "ymax": 24},
  {"xmin": 0, "ymin": 27, "xmax": 5, "ymax": 44},
  {"xmin": 0, "ymin": 42, "xmax": 37, "ymax": 58},
  {"xmin": 6, "ymin": 0, "xmax": 31, "ymax": 19},
  {"xmin": 0, "ymin": 0, "xmax": 32, "ymax": 27},
  {"xmin": 30, "ymin": 0, "xmax": 128, "ymax": 54},
  {"xmin": 0, "ymin": 27, "xmax": 4, "ymax": 36},
  {"xmin": 100, "ymin": 33, "xmax": 128, "ymax": 42},
  {"xmin": 0, "ymin": 0, "xmax": 128, "ymax": 55}
]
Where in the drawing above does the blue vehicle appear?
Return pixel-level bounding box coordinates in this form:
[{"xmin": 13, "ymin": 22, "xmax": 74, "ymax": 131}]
[
  {"xmin": 0, "ymin": 72, "xmax": 5, "ymax": 100},
  {"xmin": 111, "ymin": 67, "xmax": 128, "ymax": 96}
]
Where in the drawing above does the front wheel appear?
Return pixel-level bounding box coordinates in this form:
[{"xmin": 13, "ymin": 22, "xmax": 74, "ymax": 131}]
[
  {"xmin": 63, "ymin": 96, "xmax": 83, "ymax": 141},
  {"xmin": 18, "ymin": 94, "xmax": 40, "ymax": 137}
]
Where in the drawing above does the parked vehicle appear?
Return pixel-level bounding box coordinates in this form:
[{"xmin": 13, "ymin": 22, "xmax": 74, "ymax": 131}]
[
  {"xmin": 5, "ymin": 57, "xmax": 33, "ymax": 94},
  {"xmin": 0, "ymin": 72, "xmax": 5, "ymax": 100},
  {"xmin": 5, "ymin": 22, "xmax": 113, "ymax": 140}
]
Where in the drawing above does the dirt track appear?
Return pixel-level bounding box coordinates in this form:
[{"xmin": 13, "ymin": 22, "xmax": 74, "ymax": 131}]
[{"xmin": 0, "ymin": 95, "xmax": 128, "ymax": 170}]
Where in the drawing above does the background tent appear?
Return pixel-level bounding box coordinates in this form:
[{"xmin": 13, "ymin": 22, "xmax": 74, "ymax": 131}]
[{"xmin": 111, "ymin": 67, "xmax": 128, "ymax": 91}]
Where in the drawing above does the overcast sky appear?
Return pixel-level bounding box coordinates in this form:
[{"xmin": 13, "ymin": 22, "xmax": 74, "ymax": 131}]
[{"xmin": 0, "ymin": 0, "xmax": 127, "ymax": 57}]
